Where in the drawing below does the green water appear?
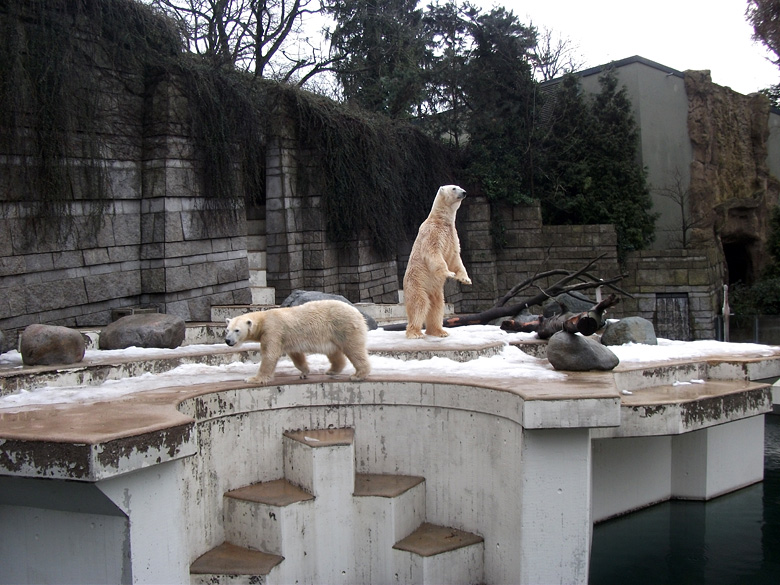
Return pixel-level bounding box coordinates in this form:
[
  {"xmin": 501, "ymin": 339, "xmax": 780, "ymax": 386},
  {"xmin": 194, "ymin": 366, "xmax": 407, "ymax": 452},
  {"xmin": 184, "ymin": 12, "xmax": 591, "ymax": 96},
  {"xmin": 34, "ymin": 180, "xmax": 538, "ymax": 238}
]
[{"xmin": 589, "ymin": 415, "xmax": 780, "ymax": 585}]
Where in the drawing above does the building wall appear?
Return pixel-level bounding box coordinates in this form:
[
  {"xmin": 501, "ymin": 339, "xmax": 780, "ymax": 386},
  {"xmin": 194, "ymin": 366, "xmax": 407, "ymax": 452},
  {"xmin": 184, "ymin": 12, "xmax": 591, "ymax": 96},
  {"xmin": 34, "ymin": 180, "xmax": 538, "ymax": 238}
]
[{"xmin": 579, "ymin": 57, "xmax": 693, "ymax": 250}]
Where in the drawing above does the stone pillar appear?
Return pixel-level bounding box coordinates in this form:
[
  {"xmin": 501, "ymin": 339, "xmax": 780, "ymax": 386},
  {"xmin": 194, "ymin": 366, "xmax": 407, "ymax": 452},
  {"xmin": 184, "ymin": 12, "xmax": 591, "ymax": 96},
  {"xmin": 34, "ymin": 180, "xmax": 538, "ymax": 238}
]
[{"xmin": 140, "ymin": 76, "xmax": 251, "ymax": 321}]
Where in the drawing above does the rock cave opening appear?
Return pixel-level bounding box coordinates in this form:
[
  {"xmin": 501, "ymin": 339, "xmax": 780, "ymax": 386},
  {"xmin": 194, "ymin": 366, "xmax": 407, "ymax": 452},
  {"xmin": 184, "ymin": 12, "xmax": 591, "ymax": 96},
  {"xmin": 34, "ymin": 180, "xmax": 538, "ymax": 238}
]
[{"xmin": 723, "ymin": 241, "xmax": 755, "ymax": 286}]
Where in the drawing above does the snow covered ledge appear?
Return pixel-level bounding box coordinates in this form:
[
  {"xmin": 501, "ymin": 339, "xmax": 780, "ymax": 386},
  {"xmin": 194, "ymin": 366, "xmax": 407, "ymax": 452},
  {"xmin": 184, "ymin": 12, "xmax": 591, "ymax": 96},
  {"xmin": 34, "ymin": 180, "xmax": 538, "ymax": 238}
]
[{"xmin": 0, "ymin": 330, "xmax": 778, "ymax": 585}]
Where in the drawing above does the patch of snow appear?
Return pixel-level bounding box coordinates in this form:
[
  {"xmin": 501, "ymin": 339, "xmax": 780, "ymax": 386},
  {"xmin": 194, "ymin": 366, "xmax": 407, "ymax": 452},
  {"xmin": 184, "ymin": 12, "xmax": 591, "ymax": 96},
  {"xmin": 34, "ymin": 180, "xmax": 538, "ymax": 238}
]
[{"xmin": 0, "ymin": 325, "xmax": 776, "ymax": 410}]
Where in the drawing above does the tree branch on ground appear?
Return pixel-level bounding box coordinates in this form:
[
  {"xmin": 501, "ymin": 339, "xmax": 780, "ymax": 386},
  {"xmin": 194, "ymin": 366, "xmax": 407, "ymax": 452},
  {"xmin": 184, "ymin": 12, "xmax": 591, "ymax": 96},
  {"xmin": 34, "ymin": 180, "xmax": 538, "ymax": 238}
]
[
  {"xmin": 383, "ymin": 255, "xmax": 629, "ymax": 330},
  {"xmin": 500, "ymin": 293, "xmax": 620, "ymax": 339}
]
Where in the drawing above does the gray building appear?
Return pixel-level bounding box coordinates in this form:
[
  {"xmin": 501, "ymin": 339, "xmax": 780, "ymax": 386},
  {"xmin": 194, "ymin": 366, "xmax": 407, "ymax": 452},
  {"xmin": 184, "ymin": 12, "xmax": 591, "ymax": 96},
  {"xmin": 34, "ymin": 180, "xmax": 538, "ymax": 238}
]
[{"xmin": 574, "ymin": 56, "xmax": 780, "ymax": 284}]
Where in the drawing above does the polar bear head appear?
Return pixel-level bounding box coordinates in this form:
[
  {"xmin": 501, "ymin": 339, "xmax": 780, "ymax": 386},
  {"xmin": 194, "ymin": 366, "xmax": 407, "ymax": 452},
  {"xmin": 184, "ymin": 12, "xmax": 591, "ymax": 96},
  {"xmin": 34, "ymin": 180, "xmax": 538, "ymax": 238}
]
[
  {"xmin": 225, "ymin": 315, "xmax": 255, "ymax": 347},
  {"xmin": 429, "ymin": 185, "xmax": 467, "ymax": 219}
]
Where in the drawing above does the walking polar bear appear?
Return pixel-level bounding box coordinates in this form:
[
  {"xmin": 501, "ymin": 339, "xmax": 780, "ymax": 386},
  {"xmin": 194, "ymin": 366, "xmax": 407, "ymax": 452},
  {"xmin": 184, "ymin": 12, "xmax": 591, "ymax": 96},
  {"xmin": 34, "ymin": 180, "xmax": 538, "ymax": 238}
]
[
  {"xmin": 403, "ymin": 185, "xmax": 471, "ymax": 339},
  {"xmin": 225, "ymin": 300, "xmax": 371, "ymax": 385}
]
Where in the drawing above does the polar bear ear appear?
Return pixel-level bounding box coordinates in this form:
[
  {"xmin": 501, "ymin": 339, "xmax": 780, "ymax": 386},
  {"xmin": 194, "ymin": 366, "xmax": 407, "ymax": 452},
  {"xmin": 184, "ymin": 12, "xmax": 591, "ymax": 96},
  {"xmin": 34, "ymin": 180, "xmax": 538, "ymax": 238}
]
[{"xmin": 225, "ymin": 317, "xmax": 231, "ymax": 326}]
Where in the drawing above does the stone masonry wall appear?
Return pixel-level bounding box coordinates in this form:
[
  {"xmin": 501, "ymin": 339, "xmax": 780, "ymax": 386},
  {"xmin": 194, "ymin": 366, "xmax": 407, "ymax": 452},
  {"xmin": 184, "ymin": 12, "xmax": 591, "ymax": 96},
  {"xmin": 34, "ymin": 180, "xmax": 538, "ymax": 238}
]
[
  {"xmin": 263, "ymin": 128, "xmax": 400, "ymax": 306},
  {"xmin": 0, "ymin": 4, "xmax": 250, "ymax": 349},
  {"xmin": 620, "ymin": 246, "xmax": 724, "ymax": 340},
  {"xmin": 457, "ymin": 197, "xmax": 622, "ymax": 315}
]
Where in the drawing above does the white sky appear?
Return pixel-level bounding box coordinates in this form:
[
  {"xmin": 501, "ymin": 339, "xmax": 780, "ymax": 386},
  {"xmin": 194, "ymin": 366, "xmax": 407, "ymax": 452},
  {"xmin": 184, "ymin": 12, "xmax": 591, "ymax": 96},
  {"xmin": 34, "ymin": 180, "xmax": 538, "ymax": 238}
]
[
  {"xmin": 487, "ymin": 0, "xmax": 779, "ymax": 94},
  {"xmin": 0, "ymin": 324, "xmax": 776, "ymax": 409}
]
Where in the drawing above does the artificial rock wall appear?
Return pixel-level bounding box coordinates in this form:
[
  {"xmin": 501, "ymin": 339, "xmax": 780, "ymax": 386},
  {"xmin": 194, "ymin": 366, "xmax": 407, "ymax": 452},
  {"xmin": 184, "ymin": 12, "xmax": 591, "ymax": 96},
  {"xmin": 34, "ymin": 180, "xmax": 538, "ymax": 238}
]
[{"xmin": 685, "ymin": 70, "xmax": 780, "ymax": 279}]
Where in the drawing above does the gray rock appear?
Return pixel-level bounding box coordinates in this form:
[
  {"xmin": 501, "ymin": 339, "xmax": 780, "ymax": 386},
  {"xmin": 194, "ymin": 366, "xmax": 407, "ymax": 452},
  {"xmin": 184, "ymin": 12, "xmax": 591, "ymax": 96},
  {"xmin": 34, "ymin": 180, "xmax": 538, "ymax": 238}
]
[
  {"xmin": 280, "ymin": 289, "xmax": 378, "ymax": 330},
  {"xmin": 601, "ymin": 317, "xmax": 658, "ymax": 346},
  {"xmin": 20, "ymin": 324, "xmax": 86, "ymax": 366},
  {"xmin": 546, "ymin": 331, "xmax": 619, "ymax": 371},
  {"xmin": 0, "ymin": 329, "xmax": 5, "ymax": 354},
  {"xmin": 543, "ymin": 292, "xmax": 594, "ymax": 318},
  {"xmin": 100, "ymin": 313, "xmax": 185, "ymax": 350}
]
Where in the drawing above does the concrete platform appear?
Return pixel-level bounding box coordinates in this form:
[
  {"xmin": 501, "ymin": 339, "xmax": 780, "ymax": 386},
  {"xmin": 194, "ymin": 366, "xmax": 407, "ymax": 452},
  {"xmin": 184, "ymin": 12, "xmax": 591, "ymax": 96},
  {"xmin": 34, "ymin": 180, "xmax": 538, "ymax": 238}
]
[{"xmin": 0, "ymin": 332, "xmax": 778, "ymax": 585}]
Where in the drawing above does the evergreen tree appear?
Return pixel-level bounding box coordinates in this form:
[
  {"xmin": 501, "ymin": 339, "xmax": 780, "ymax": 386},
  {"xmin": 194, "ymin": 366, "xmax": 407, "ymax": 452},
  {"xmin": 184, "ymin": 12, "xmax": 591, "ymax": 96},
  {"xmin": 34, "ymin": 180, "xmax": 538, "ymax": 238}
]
[
  {"xmin": 589, "ymin": 70, "xmax": 655, "ymax": 253},
  {"xmin": 537, "ymin": 73, "xmax": 595, "ymax": 223},
  {"xmin": 461, "ymin": 6, "xmax": 539, "ymax": 204},
  {"xmin": 326, "ymin": 0, "xmax": 431, "ymax": 117},
  {"xmin": 539, "ymin": 70, "xmax": 655, "ymax": 257}
]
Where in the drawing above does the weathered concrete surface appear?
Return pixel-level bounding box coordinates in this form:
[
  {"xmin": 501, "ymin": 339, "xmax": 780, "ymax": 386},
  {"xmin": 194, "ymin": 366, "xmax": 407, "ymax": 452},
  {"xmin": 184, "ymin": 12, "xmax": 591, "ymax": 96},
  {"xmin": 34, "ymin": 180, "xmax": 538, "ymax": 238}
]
[{"xmin": 0, "ymin": 338, "xmax": 778, "ymax": 585}]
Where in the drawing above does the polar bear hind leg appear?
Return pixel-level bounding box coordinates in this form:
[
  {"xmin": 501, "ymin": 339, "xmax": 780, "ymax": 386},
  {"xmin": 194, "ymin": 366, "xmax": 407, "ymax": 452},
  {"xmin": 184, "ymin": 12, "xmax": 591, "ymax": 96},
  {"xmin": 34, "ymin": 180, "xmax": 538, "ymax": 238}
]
[
  {"xmin": 424, "ymin": 289, "xmax": 448, "ymax": 337},
  {"xmin": 345, "ymin": 348, "xmax": 371, "ymax": 381},
  {"xmin": 326, "ymin": 350, "xmax": 347, "ymax": 376},
  {"xmin": 405, "ymin": 291, "xmax": 429, "ymax": 339}
]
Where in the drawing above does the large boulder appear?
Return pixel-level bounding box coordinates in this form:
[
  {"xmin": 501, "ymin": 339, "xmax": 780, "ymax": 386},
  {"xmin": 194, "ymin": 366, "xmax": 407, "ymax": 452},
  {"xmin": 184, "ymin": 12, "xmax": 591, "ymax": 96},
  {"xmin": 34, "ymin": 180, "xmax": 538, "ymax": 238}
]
[
  {"xmin": 99, "ymin": 313, "xmax": 185, "ymax": 350},
  {"xmin": 20, "ymin": 324, "xmax": 86, "ymax": 366},
  {"xmin": 601, "ymin": 317, "xmax": 658, "ymax": 346},
  {"xmin": 543, "ymin": 292, "xmax": 595, "ymax": 318},
  {"xmin": 280, "ymin": 289, "xmax": 378, "ymax": 330},
  {"xmin": 546, "ymin": 331, "xmax": 619, "ymax": 371}
]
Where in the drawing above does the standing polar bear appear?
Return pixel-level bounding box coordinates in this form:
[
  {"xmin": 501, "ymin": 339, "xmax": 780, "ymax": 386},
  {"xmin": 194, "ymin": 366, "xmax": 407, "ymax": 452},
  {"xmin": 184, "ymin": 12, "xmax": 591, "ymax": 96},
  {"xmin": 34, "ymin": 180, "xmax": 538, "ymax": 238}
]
[
  {"xmin": 225, "ymin": 300, "xmax": 371, "ymax": 385},
  {"xmin": 403, "ymin": 185, "xmax": 471, "ymax": 339}
]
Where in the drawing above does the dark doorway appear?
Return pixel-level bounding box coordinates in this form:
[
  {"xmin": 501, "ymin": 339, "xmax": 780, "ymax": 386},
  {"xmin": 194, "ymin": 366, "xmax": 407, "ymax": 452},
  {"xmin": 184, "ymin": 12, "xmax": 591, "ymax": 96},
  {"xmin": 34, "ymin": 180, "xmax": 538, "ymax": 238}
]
[{"xmin": 723, "ymin": 242, "xmax": 754, "ymax": 285}]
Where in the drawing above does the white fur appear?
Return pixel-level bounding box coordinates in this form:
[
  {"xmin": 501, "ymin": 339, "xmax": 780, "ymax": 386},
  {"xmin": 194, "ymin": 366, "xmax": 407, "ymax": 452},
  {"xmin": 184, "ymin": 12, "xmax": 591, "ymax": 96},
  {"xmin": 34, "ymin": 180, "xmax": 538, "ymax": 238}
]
[
  {"xmin": 225, "ymin": 300, "xmax": 371, "ymax": 385},
  {"xmin": 403, "ymin": 185, "xmax": 471, "ymax": 339}
]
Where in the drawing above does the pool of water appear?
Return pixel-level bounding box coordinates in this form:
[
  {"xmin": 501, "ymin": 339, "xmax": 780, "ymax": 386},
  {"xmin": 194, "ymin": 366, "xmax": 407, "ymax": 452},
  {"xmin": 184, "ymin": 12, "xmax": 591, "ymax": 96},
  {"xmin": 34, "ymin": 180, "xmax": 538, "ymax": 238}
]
[{"xmin": 590, "ymin": 415, "xmax": 780, "ymax": 585}]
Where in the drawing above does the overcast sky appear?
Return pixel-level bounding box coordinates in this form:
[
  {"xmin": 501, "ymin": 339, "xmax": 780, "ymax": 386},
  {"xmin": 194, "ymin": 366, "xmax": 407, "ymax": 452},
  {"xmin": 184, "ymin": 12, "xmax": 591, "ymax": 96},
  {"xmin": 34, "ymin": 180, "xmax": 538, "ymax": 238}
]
[{"xmin": 489, "ymin": 0, "xmax": 779, "ymax": 94}]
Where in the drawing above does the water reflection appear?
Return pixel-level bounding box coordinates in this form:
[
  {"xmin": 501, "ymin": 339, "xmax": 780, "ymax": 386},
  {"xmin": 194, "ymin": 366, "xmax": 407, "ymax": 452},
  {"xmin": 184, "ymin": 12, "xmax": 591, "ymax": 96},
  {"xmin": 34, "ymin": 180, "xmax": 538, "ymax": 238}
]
[{"xmin": 590, "ymin": 415, "xmax": 780, "ymax": 585}]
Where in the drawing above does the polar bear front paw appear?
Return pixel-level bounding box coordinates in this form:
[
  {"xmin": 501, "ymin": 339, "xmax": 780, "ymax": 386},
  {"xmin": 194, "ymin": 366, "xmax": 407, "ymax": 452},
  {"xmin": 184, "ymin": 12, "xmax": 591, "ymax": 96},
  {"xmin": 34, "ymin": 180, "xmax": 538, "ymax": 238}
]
[
  {"xmin": 246, "ymin": 374, "xmax": 272, "ymax": 385},
  {"xmin": 459, "ymin": 276, "xmax": 472, "ymax": 285}
]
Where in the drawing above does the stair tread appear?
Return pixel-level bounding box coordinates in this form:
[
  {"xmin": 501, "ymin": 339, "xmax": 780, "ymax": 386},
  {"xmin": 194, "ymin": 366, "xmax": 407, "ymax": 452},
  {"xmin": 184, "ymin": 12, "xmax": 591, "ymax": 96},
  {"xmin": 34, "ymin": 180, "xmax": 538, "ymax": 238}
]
[
  {"xmin": 225, "ymin": 478, "xmax": 314, "ymax": 506},
  {"xmin": 354, "ymin": 473, "xmax": 425, "ymax": 497},
  {"xmin": 283, "ymin": 427, "xmax": 354, "ymax": 447},
  {"xmin": 190, "ymin": 542, "xmax": 283, "ymax": 575},
  {"xmin": 393, "ymin": 522, "xmax": 483, "ymax": 557}
]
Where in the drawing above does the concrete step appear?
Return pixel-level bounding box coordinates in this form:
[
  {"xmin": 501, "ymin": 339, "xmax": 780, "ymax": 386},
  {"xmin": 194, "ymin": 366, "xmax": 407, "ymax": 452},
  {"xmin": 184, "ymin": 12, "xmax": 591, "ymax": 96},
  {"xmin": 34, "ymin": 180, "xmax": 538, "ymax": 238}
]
[
  {"xmin": 353, "ymin": 473, "xmax": 426, "ymax": 583},
  {"xmin": 223, "ymin": 479, "xmax": 314, "ymax": 556},
  {"xmin": 392, "ymin": 522, "xmax": 485, "ymax": 585},
  {"xmin": 250, "ymin": 286, "xmax": 276, "ymax": 306},
  {"xmin": 211, "ymin": 304, "xmax": 276, "ymax": 323},
  {"xmin": 190, "ymin": 541, "xmax": 282, "ymax": 585},
  {"xmin": 283, "ymin": 428, "xmax": 355, "ymax": 498}
]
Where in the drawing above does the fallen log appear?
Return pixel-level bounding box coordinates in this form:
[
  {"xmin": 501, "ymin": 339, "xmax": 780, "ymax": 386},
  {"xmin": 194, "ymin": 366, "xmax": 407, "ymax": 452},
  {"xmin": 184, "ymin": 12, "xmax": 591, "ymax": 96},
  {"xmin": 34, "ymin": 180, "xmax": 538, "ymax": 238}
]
[{"xmin": 500, "ymin": 294, "xmax": 620, "ymax": 339}]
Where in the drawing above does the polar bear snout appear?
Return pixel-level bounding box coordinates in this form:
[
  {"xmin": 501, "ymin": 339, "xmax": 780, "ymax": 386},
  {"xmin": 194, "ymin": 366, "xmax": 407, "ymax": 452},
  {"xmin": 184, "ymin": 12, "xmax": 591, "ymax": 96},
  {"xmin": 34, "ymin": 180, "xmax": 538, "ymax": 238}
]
[{"xmin": 442, "ymin": 184, "xmax": 466, "ymax": 200}]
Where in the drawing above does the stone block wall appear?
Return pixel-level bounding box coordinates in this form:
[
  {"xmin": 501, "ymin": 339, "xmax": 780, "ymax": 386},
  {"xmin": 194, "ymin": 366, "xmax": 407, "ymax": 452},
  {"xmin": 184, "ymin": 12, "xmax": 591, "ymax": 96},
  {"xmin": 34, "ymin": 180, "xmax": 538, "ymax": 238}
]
[
  {"xmin": 456, "ymin": 197, "xmax": 621, "ymax": 315},
  {"xmin": 0, "ymin": 5, "xmax": 250, "ymax": 349},
  {"xmin": 620, "ymin": 247, "xmax": 724, "ymax": 340},
  {"xmin": 263, "ymin": 130, "xmax": 401, "ymax": 306}
]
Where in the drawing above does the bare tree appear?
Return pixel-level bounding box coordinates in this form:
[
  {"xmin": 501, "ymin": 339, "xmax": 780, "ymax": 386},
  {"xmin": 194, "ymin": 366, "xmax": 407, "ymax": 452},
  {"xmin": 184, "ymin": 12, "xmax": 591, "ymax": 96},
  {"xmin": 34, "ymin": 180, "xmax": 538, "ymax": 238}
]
[
  {"xmin": 654, "ymin": 169, "xmax": 708, "ymax": 248},
  {"xmin": 148, "ymin": 0, "xmax": 337, "ymax": 85},
  {"xmin": 531, "ymin": 25, "xmax": 583, "ymax": 81}
]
